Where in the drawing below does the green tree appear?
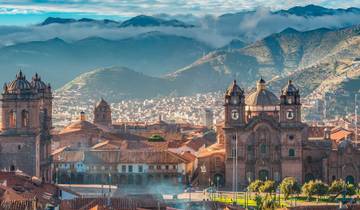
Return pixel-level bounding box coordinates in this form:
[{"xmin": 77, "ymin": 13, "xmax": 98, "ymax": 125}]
[
  {"xmin": 259, "ymin": 180, "xmax": 276, "ymax": 194},
  {"xmin": 313, "ymin": 180, "xmax": 328, "ymax": 201},
  {"xmin": 302, "ymin": 180, "xmax": 315, "ymax": 200},
  {"xmin": 329, "ymin": 179, "xmax": 346, "ymax": 194},
  {"xmin": 248, "ymin": 180, "xmax": 264, "ymax": 193},
  {"xmin": 279, "ymin": 177, "xmax": 301, "ymax": 200},
  {"xmin": 346, "ymin": 184, "xmax": 356, "ymax": 196}
]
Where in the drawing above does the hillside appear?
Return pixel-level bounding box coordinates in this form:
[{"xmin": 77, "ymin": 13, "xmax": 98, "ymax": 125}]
[
  {"xmin": 57, "ymin": 67, "xmax": 172, "ymax": 101},
  {"xmin": 167, "ymin": 25, "xmax": 360, "ymax": 95},
  {"xmin": 0, "ymin": 32, "xmax": 211, "ymax": 88}
]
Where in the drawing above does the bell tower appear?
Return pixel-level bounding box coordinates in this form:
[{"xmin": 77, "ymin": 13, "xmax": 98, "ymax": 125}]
[
  {"xmin": 280, "ymin": 80, "xmax": 301, "ymax": 123},
  {"xmin": 94, "ymin": 98, "xmax": 112, "ymax": 127},
  {"xmin": 224, "ymin": 80, "xmax": 245, "ymax": 127}
]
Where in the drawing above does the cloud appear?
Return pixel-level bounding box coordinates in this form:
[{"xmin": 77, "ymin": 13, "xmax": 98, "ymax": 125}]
[{"xmin": 1, "ymin": 0, "xmax": 360, "ymax": 17}]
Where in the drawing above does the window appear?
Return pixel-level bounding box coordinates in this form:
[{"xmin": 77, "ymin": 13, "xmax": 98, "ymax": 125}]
[
  {"xmin": 17, "ymin": 145, "xmax": 21, "ymax": 150},
  {"xmin": 289, "ymin": 149, "xmax": 295, "ymax": 157},
  {"xmin": 149, "ymin": 165, "xmax": 154, "ymax": 170},
  {"xmin": 9, "ymin": 110, "xmax": 16, "ymax": 128},
  {"xmin": 231, "ymin": 148, "xmax": 236, "ymax": 158},
  {"xmin": 165, "ymin": 165, "xmax": 169, "ymax": 170},
  {"xmin": 156, "ymin": 165, "xmax": 161, "ymax": 170},
  {"xmin": 232, "ymin": 135, "xmax": 236, "ymax": 142},
  {"xmin": 260, "ymin": 144, "xmax": 266, "ymax": 154},
  {"xmin": 288, "ymin": 135, "xmax": 294, "ymax": 140},
  {"xmin": 121, "ymin": 165, "xmax": 126, "ymax": 173},
  {"xmin": 247, "ymin": 145, "xmax": 253, "ymax": 151},
  {"xmin": 21, "ymin": 110, "xmax": 29, "ymax": 128},
  {"xmin": 128, "ymin": 165, "xmax": 133, "ymax": 173},
  {"xmin": 138, "ymin": 165, "xmax": 143, "ymax": 173},
  {"xmin": 173, "ymin": 165, "xmax": 177, "ymax": 170}
]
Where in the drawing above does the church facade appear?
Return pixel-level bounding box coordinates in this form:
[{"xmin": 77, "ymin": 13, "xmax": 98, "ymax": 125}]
[
  {"xmin": 0, "ymin": 71, "xmax": 52, "ymax": 182},
  {"xmin": 198, "ymin": 79, "xmax": 360, "ymax": 189}
]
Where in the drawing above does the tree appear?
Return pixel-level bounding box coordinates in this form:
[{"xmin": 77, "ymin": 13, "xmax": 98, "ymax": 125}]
[
  {"xmin": 302, "ymin": 180, "xmax": 316, "ymax": 200},
  {"xmin": 346, "ymin": 184, "xmax": 356, "ymax": 196},
  {"xmin": 259, "ymin": 180, "xmax": 276, "ymax": 194},
  {"xmin": 329, "ymin": 179, "xmax": 346, "ymax": 194},
  {"xmin": 313, "ymin": 180, "xmax": 328, "ymax": 201},
  {"xmin": 248, "ymin": 180, "xmax": 264, "ymax": 193},
  {"xmin": 280, "ymin": 177, "xmax": 301, "ymax": 200}
]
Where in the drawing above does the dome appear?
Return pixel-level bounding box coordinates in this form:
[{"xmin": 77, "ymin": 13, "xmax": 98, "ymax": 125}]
[
  {"xmin": 282, "ymin": 80, "xmax": 299, "ymax": 96},
  {"xmin": 31, "ymin": 73, "xmax": 47, "ymax": 91},
  {"xmin": 245, "ymin": 78, "xmax": 280, "ymax": 106},
  {"xmin": 7, "ymin": 71, "xmax": 32, "ymax": 94},
  {"xmin": 225, "ymin": 80, "xmax": 244, "ymax": 97},
  {"xmin": 60, "ymin": 120, "xmax": 100, "ymax": 134}
]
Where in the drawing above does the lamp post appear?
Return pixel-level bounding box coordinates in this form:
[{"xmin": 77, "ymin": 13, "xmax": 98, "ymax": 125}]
[{"xmin": 200, "ymin": 164, "xmax": 207, "ymax": 201}]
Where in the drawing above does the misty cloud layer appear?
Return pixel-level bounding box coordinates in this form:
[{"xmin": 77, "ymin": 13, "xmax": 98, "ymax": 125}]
[{"xmin": 1, "ymin": 8, "xmax": 360, "ymax": 48}]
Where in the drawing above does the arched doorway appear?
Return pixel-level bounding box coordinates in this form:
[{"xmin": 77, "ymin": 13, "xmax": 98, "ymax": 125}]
[
  {"xmin": 258, "ymin": 170, "xmax": 269, "ymax": 181},
  {"xmin": 305, "ymin": 173, "xmax": 315, "ymax": 183},
  {"xmin": 345, "ymin": 175, "xmax": 355, "ymax": 184},
  {"xmin": 213, "ymin": 174, "xmax": 224, "ymax": 187}
]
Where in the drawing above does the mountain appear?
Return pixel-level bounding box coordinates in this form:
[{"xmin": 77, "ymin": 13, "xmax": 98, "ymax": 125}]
[
  {"xmin": 0, "ymin": 32, "xmax": 212, "ymax": 88},
  {"xmin": 276, "ymin": 4, "xmax": 360, "ymax": 16},
  {"xmin": 166, "ymin": 25, "xmax": 360, "ymax": 95},
  {"xmin": 39, "ymin": 17, "xmax": 121, "ymax": 26},
  {"xmin": 119, "ymin": 15, "xmax": 194, "ymax": 28},
  {"xmin": 57, "ymin": 67, "xmax": 172, "ymax": 101}
]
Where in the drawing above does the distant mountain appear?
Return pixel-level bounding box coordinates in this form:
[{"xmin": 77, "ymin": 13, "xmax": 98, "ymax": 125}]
[
  {"xmin": 166, "ymin": 25, "xmax": 360, "ymax": 95},
  {"xmin": 39, "ymin": 17, "xmax": 120, "ymax": 26},
  {"xmin": 57, "ymin": 67, "xmax": 172, "ymax": 101},
  {"xmin": 276, "ymin": 4, "xmax": 360, "ymax": 16},
  {"xmin": 0, "ymin": 32, "xmax": 212, "ymax": 88},
  {"xmin": 119, "ymin": 15, "xmax": 194, "ymax": 28}
]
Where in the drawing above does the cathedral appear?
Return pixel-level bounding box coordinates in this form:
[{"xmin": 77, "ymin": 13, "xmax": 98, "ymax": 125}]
[
  {"xmin": 197, "ymin": 79, "xmax": 360, "ymax": 189},
  {"xmin": 0, "ymin": 71, "xmax": 52, "ymax": 182}
]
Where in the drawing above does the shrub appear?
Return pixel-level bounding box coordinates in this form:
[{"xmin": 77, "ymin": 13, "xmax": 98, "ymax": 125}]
[
  {"xmin": 279, "ymin": 177, "xmax": 301, "ymax": 200},
  {"xmin": 248, "ymin": 180, "xmax": 264, "ymax": 193},
  {"xmin": 148, "ymin": 134, "xmax": 165, "ymax": 142},
  {"xmin": 259, "ymin": 180, "xmax": 276, "ymax": 194}
]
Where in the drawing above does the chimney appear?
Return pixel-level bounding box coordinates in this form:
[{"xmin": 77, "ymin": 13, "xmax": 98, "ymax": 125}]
[{"xmin": 80, "ymin": 111, "xmax": 86, "ymax": 121}]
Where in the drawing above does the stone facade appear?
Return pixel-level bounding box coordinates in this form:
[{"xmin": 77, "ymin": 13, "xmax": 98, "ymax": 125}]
[
  {"xmin": 0, "ymin": 71, "xmax": 52, "ymax": 182},
  {"xmin": 202, "ymin": 79, "xmax": 360, "ymax": 189},
  {"xmin": 93, "ymin": 98, "xmax": 112, "ymax": 127}
]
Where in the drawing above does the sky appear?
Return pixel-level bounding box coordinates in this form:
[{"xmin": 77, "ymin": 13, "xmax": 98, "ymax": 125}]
[{"xmin": 0, "ymin": 0, "xmax": 360, "ymax": 25}]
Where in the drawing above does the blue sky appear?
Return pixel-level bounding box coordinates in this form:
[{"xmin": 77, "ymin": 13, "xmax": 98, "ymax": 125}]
[{"xmin": 1, "ymin": 0, "xmax": 360, "ymax": 25}]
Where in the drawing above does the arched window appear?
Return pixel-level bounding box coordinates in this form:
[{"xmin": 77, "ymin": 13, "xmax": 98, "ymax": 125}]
[
  {"xmin": 9, "ymin": 110, "xmax": 16, "ymax": 128},
  {"xmin": 288, "ymin": 149, "xmax": 295, "ymax": 157},
  {"xmin": 21, "ymin": 110, "xmax": 29, "ymax": 128},
  {"xmin": 260, "ymin": 144, "xmax": 266, "ymax": 154}
]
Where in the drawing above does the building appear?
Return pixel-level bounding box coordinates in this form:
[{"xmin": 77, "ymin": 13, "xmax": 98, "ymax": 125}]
[
  {"xmin": 202, "ymin": 108, "xmax": 214, "ymax": 128},
  {"xmin": 0, "ymin": 71, "xmax": 52, "ymax": 182},
  {"xmin": 52, "ymin": 148, "xmax": 194, "ymax": 186},
  {"xmin": 196, "ymin": 79, "xmax": 360, "ymax": 189},
  {"xmin": 93, "ymin": 98, "xmax": 112, "ymax": 127}
]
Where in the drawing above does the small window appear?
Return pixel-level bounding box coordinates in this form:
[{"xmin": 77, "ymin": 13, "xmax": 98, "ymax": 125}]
[
  {"xmin": 260, "ymin": 144, "xmax": 266, "ymax": 154},
  {"xmin": 165, "ymin": 165, "xmax": 169, "ymax": 170},
  {"xmin": 156, "ymin": 165, "xmax": 161, "ymax": 170},
  {"xmin": 121, "ymin": 165, "xmax": 126, "ymax": 173},
  {"xmin": 288, "ymin": 135, "xmax": 294, "ymax": 140},
  {"xmin": 17, "ymin": 145, "xmax": 21, "ymax": 150},
  {"xmin": 247, "ymin": 145, "xmax": 253, "ymax": 151},
  {"xmin": 138, "ymin": 165, "xmax": 143, "ymax": 173},
  {"xmin": 128, "ymin": 165, "xmax": 133, "ymax": 173},
  {"xmin": 232, "ymin": 135, "xmax": 236, "ymax": 141},
  {"xmin": 289, "ymin": 149, "xmax": 295, "ymax": 157},
  {"xmin": 173, "ymin": 165, "xmax": 177, "ymax": 170},
  {"xmin": 149, "ymin": 165, "xmax": 154, "ymax": 170}
]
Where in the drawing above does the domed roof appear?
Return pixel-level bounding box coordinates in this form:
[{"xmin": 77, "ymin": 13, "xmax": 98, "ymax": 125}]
[
  {"xmin": 245, "ymin": 78, "xmax": 280, "ymax": 106},
  {"xmin": 282, "ymin": 80, "xmax": 299, "ymax": 96},
  {"xmin": 225, "ymin": 80, "xmax": 244, "ymax": 97},
  {"xmin": 31, "ymin": 73, "xmax": 47, "ymax": 91},
  {"xmin": 60, "ymin": 120, "xmax": 100, "ymax": 134},
  {"xmin": 7, "ymin": 71, "xmax": 32, "ymax": 94}
]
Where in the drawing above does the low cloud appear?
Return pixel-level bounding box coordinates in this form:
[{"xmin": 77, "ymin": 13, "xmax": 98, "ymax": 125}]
[{"xmin": 1, "ymin": 7, "xmax": 360, "ymax": 48}]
